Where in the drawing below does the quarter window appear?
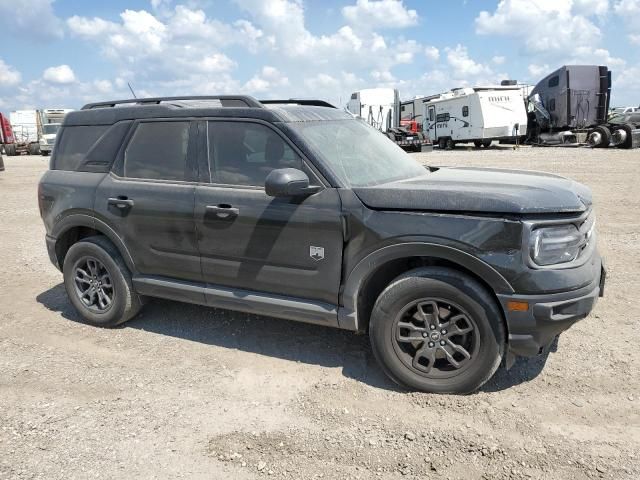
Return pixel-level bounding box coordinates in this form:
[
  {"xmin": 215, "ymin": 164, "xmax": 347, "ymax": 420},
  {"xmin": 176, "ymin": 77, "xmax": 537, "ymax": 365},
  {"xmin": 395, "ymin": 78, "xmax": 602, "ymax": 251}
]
[
  {"xmin": 208, "ymin": 122, "xmax": 303, "ymax": 187},
  {"xmin": 53, "ymin": 125, "xmax": 108, "ymax": 171},
  {"xmin": 548, "ymin": 75, "xmax": 560, "ymax": 88},
  {"xmin": 124, "ymin": 122, "xmax": 190, "ymax": 181}
]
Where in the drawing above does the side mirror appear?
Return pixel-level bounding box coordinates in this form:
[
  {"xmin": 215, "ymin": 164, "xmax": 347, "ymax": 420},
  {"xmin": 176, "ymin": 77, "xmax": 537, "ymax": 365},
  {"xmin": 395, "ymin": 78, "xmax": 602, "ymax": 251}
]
[{"xmin": 265, "ymin": 168, "xmax": 320, "ymax": 198}]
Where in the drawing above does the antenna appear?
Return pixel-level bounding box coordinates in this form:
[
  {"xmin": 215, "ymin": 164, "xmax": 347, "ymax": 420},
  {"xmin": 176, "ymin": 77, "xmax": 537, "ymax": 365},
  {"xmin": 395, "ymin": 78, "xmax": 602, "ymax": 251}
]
[{"xmin": 127, "ymin": 82, "xmax": 137, "ymax": 99}]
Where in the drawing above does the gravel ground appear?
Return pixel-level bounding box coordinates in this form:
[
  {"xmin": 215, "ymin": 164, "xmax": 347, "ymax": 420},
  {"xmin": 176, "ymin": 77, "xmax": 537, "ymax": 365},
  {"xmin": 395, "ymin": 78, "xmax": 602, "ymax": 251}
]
[{"xmin": 0, "ymin": 146, "xmax": 638, "ymax": 480}]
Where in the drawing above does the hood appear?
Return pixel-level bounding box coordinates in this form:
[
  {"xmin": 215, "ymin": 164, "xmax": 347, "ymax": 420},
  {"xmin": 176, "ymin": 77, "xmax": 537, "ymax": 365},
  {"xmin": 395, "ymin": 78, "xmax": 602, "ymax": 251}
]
[{"xmin": 353, "ymin": 167, "xmax": 592, "ymax": 214}]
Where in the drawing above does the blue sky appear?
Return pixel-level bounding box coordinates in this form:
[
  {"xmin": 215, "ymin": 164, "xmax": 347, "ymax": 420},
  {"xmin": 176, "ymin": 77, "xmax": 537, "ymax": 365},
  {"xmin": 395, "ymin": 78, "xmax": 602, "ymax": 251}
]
[{"xmin": 0, "ymin": 0, "xmax": 638, "ymax": 111}]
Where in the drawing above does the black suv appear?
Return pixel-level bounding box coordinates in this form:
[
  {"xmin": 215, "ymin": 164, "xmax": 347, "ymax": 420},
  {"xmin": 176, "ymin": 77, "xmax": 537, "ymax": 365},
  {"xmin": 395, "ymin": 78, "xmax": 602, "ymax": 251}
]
[{"xmin": 39, "ymin": 96, "xmax": 605, "ymax": 393}]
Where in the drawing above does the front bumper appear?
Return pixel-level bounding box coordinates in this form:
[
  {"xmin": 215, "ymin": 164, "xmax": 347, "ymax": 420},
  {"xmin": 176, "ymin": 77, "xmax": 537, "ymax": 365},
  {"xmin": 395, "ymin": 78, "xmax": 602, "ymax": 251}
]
[{"xmin": 497, "ymin": 261, "xmax": 606, "ymax": 357}]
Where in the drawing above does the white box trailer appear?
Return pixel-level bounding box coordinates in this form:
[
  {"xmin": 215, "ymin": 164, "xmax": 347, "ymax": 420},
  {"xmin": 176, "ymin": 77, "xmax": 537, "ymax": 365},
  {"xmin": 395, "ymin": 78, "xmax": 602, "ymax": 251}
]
[
  {"xmin": 346, "ymin": 88, "xmax": 432, "ymax": 151},
  {"xmin": 423, "ymin": 86, "xmax": 528, "ymax": 149}
]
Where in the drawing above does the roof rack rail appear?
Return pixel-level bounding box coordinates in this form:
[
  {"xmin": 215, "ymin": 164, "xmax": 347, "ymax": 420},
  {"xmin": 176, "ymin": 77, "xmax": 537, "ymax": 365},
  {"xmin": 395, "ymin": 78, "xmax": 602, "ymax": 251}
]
[
  {"xmin": 259, "ymin": 99, "xmax": 336, "ymax": 108},
  {"xmin": 81, "ymin": 95, "xmax": 263, "ymax": 110}
]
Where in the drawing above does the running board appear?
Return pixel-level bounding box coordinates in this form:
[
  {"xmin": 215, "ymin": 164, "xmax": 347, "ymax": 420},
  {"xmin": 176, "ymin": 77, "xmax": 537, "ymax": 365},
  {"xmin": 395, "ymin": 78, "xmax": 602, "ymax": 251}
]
[{"xmin": 132, "ymin": 276, "xmax": 340, "ymax": 328}]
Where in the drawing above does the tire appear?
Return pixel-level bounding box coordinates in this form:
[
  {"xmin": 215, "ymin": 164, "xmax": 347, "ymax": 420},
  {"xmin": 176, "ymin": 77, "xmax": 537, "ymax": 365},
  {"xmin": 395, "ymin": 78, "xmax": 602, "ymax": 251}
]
[
  {"xmin": 369, "ymin": 267, "xmax": 505, "ymax": 394},
  {"xmin": 4, "ymin": 144, "xmax": 17, "ymax": 156},
  {"xmin": 588, "ymin": 125, "xmax": 611, "ymax": 148},
  {"xmin": 63, "ymin": 236, "xmax": 142, "ymax": 327},
  {"xmin": 28, "ymin": 143, "xmax": 40, "ymax": 155},
  {"xmin": 438, "ymin": 138, "xmax": 446, "ymax": 150},
  {"xmin": 611, "ymin": 124, "xmax": 634, "ymax": 149},
  {"xmin": 445, "ymin": 138, "xmax": 455, "ymax": 150},
  {"xmin": 482, "ymin": 139, "xmax": 492, "ymax": 148},
  {"xmin": 41, "ymin": 150, "xmax": 49, "ymax": 156},
  {"xmin": 473, "ymin": 140, "xmax": 482, "ymax": 148}
]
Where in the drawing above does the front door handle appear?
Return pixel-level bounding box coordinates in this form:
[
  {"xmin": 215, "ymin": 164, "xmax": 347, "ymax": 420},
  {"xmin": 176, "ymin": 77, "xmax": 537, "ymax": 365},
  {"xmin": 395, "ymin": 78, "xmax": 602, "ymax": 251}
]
[
  {"xmin": 108, "ymin": 197, "xmax": 135, "ymax": 210},
  {"xmin": 206, "ymin": 204, "xmax": 239, "ymax": 219}
]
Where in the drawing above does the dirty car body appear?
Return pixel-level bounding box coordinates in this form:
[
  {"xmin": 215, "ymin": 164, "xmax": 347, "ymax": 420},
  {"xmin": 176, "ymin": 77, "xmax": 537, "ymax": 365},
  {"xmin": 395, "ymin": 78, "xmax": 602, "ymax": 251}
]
[{"xmin": 39, "ymin": 96, "xmax": 605, "ymax": 393}]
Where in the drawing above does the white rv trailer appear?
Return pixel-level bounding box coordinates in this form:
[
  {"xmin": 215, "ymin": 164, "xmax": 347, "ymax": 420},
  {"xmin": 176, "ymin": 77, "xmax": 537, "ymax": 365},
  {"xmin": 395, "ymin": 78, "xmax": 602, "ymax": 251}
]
[
  {"xmin": 346, "ymin": 88, "xmax": 432, "ymax": 151},
  {"xmin": 346, "ymin": 88, "xmax": 400, "ymax": 133},
  {"xmin": 423, "ymin": 86, "xmax": 528, "ymax": 149}
]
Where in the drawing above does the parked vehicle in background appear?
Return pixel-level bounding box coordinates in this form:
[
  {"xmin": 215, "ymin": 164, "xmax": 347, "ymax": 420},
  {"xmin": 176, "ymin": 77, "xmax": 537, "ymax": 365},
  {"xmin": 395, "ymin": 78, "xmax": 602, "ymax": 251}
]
[
  {"xmin": 422, "ymin": 86, "xmax": 528, "ymax": 149},
  {"xmin": 39, "ymin": 95, "xmax": 604, "ymax": 394},
  {"xmin": 609, "ymin": 106, "xmax": 637, "ymax": 117},
  {"xmin": 527, "ymin": 65, "xmax": 611, "ymax": 145},
  {"xmin": 588, "ymin": 111, "xmax": 640, "ymax": 149},
  {"xmin": 38, "ymin": 109, "xmax": 73, "ymax": 156},
  {"xmin": 347, "ymin": 88, "xmax": 432, "ymax": 152},
  {"xmin": 7, "ymin": 110, "xmax": 41, "ymax": 155},
  {"xmin": 0, "ymin": 112, "xmax": 15, "ymax": 156}
]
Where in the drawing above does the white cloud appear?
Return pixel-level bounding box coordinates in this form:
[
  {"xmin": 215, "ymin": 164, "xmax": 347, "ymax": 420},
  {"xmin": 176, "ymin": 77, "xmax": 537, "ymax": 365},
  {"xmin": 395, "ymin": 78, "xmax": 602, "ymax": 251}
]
[
  {"xmin": 629, "ymin": 33, "xmax": 640, "ymax": 44},
  {"xmin": 342, "ymin": 0, "xmax": 418, "ymax": 29},
  {"xmin": 528, "ymin": 63, "xmax": 550, "ymax": 78},
  {"xmin": 67, "ymin": 16, "xmax": 118, "ymax": 37},
  {"xmin": 574, "ymin": 0, "xmax": 610, "ymax": 16},
  {"xmin": 445, "ymin": 45, "xmax": 493, "ymax": 78},
  {"xmin": 0, "ymin": 0, "xmax": 63, "ymax": 40},
  {"xmin": 0, "ymin": 58, "xmax": 21, "ymax": 87},
  {"xmin": 424, "ymin": 46, "xmax": 440, "ymax": 61},
  {"xmin": 43, "ymin": 65, "xmax": 76, "ymax": 84},
  {"xmin": 475, "ymin": 1, "xmax": 602, "ymax": 55},
  {"xmin": 492, "ymin": 55, "xmax": 506, "ymax": 65},
  {"xmin": 615, "ymin": 1, "xmax": 640, "ymax": 45},
  {"xmin": 244, "ymin": 66, "xmax": 289, "ymax": 93}
]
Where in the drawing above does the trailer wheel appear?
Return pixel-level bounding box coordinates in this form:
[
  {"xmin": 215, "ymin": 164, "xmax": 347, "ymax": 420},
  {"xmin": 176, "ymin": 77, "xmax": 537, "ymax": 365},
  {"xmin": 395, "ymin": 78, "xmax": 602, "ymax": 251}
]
[
  {"xmin": 588, "ymin": 125, "xmax": 611, "ymax": 148},
  {"xmin": 473, "ymin": 140, "xmax": 482, "ymax": 148},
  {"xmin": 438, "ymin": 138, "xmax": 446, "ymax": 150},
  {"xmin": 482, "ymin": 139, "xmax": 492, "ymax": 148},
  {"xmin": 445, "ymin": 138, "xmax": 454, "ymax": 150},
  {"xmin": 610, "ymin": 124, "xmax": 634, "ymax": 149},
  {"xmin": 28, "ymin": 143, "xmax": 40, "ymax": 155},
  {"xmin": 4, "ymin": 144, "xmax": 17, "ymax": 156}
]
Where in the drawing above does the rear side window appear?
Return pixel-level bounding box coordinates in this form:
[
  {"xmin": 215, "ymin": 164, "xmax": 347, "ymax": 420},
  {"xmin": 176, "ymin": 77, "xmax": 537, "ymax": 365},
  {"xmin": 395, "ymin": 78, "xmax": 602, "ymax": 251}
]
[
  {"xmin": 53, "ymin": 126, "xmax": 108, "ymax": 171},
  {"xmin": 124, "ymin": 122, "xmax": 190, "ymax": 181},
  {"xmin": 548, "ymin": 75, "xmax": 560, "ymax": 88}
]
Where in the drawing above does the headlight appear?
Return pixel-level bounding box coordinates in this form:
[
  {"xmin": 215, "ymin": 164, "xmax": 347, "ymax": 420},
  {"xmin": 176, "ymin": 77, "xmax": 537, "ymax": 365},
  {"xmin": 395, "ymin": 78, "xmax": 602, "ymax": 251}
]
[{"xmin": 530, "ymin": 225, "xmax": 584, "ymax": 266}]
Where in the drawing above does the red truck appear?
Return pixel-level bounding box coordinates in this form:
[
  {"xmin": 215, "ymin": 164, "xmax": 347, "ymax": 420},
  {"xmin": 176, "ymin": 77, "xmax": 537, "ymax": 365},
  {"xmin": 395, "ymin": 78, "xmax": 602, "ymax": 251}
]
[{"xmin": 0, "ymin": 112, "xmax": 16, "ymax": 157}]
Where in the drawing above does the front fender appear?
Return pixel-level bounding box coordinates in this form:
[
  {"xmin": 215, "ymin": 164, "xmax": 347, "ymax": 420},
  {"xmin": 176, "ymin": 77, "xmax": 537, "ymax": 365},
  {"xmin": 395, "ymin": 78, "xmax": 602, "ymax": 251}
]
[{"xmin": 338, "ymin": 242, "xmax": 514, "ymax": 331}]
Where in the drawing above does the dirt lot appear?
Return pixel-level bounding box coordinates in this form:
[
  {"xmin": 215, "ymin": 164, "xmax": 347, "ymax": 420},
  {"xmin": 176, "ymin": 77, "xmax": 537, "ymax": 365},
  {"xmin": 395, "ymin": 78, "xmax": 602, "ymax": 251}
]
[{"xmin": 1, "ymin": 146, "xmax": 638, "ymax": 480}]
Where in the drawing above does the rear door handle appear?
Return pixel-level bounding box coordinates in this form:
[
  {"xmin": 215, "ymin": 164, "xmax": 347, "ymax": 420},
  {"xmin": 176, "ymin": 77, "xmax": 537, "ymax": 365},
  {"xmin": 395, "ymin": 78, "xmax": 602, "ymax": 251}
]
[
  {"xmin": 108, "ymin": 197, "xmax": 134, "ymax": 210},
  {"xmin": 206, "ymin": 204, "xmax": 239, "ymax": 219}
]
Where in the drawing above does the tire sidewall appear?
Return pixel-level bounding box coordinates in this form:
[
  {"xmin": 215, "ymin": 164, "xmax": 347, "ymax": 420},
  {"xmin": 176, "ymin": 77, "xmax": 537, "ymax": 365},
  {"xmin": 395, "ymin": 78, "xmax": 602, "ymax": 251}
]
[
  {"xmin": 370, "ymin": 273, "xmax": 504, "ymax": 394},
  {"xmin": 63, "ymin": 240, "xmax": 130, "ymax": 327}
]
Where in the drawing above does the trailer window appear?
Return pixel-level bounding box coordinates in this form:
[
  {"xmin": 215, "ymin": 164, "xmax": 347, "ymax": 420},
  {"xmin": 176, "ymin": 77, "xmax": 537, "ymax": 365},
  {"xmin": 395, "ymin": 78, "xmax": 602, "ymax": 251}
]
[
  {"xmin": 429, "ymin": 109, "xmax": 434, "ymax": 122},
  {"xmin": 53, "ymin": 126, "xmax": 108, "ymax": 171},
  {"xmin": 436, "ymin": 113, "xmax": 450, "ymax": 122},
  {"xmin": 462, "ymin": 106, "xmax": 469, "ymax": 117},
  {"xmin": 548, "ymin": 75, "xmax": 559, "ymax": 88}
]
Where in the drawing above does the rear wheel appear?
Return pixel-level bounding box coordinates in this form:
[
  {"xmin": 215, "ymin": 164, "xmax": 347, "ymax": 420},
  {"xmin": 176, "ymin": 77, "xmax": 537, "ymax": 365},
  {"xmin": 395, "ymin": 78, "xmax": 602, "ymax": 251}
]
[
  {"xmin": 28, "ymin": 143, "xmax": 40, "ymax": 155},
  {"xmin": 369, "ymin": 267, "xmax": 505, "ymax": 394},
  {"xmin": 482, "ymin": 139, "xmax": 492, "ymax": 148},
  {"xmin": 4, "ymin": 144, "xmax": 17, "ymax": 156},
  {"xmin": 610, "ymin": 124, "xmax": 634, "ymax": 149},
  {"xmin": 473, "ymin": 140, "xmax": 482, "ymax": 148},
  {"xmin": 438, "ymin": 137, "xmax": 446, "ymax": 150},
  {"xmin": 445, "ymin": 138, "xmax": 454, "ymax": 150},
  {"xmin": 63, "ymin": 236, "xmax": 142, "ymax": 327},
  {"xmin": 588, "ymin": 125, "xmax": 611, "ymax": 148}
]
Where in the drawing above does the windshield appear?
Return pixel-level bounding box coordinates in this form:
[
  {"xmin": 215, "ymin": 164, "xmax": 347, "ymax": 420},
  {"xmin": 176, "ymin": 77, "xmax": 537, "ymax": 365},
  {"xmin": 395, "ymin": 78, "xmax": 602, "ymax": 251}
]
[
  {"xmin": 290, "ymin": 119, "xmax": 426, "ymax": 187},
  {"xmin": 43, "ymin": 124, "xmax": 61, "ymax": 135}
]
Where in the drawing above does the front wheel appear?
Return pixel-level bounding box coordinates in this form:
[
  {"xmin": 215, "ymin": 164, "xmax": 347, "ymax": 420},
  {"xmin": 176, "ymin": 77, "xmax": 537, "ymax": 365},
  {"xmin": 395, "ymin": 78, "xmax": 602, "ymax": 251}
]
[{"xmin": 369, "ymin": 267, "xmax": 505, "ymax": 394}]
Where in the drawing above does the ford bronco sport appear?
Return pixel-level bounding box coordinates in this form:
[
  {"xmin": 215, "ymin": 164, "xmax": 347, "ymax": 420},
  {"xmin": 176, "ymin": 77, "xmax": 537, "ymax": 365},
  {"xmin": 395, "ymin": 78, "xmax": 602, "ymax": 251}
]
[{"xmin": 39, "ymin": 96, "xmax": 605, "ymax": 393}]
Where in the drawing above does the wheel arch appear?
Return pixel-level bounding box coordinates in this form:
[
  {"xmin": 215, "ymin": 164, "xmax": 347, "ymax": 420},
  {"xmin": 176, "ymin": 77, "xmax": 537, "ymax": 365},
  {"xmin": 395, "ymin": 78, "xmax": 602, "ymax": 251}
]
[
  {"xmin": 338, "ymin": 242, "xmax": 513, "ymax": 332},
  {"xmin": 52, "ymin": 214, "xmax": 136, "ymax": 273}
]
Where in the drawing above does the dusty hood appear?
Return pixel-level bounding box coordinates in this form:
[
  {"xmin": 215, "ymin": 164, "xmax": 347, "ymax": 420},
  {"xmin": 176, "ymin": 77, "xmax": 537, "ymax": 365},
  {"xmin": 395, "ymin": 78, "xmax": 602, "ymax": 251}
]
[{"xmin": 353, "ymin": 167, "xmax": 592, "ymax": 214}]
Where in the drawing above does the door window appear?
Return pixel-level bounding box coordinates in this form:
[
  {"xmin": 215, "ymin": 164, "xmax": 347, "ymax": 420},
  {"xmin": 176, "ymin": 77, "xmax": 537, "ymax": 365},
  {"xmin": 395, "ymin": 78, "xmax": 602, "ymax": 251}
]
[
  {"xmin": 124, "ymin": 122, "xmax": 190, "ymax": 181},
  {"xmin": 208, "ymin": 121, "xmax": 303, "ymax": 187}
]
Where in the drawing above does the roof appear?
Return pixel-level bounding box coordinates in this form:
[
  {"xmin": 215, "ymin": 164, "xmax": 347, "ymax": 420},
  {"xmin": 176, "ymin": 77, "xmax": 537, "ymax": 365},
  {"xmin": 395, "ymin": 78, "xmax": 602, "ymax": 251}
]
[{"xmin": 65, "ymin": 96, "xmax": 343, "ymax": 126}]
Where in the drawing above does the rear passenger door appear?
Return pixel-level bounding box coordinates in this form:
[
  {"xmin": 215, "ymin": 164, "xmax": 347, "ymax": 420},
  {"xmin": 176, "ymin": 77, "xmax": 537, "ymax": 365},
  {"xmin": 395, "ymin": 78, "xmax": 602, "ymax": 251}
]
[
  {"xmin": 194, "ymin": 119, "xmax": 344, "ymax": 305},
  {"xmin": 94, "ymin": 120, "xmax": 201, "ymax": 282}
]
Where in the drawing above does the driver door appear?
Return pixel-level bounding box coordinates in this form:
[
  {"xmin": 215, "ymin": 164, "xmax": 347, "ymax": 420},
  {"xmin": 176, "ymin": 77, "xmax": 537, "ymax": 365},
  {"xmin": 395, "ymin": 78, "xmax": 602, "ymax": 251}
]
[{"xmin": 194, "ymin": 119, "xmax": 344, "ymax": 306}]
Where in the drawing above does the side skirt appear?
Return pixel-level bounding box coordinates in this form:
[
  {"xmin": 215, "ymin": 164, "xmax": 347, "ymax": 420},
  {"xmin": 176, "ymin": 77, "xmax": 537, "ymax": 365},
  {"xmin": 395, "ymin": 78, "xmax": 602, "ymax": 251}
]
[{"xmin": 132, "ymin": 275, "xmax": 341, "ymax": 328}]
